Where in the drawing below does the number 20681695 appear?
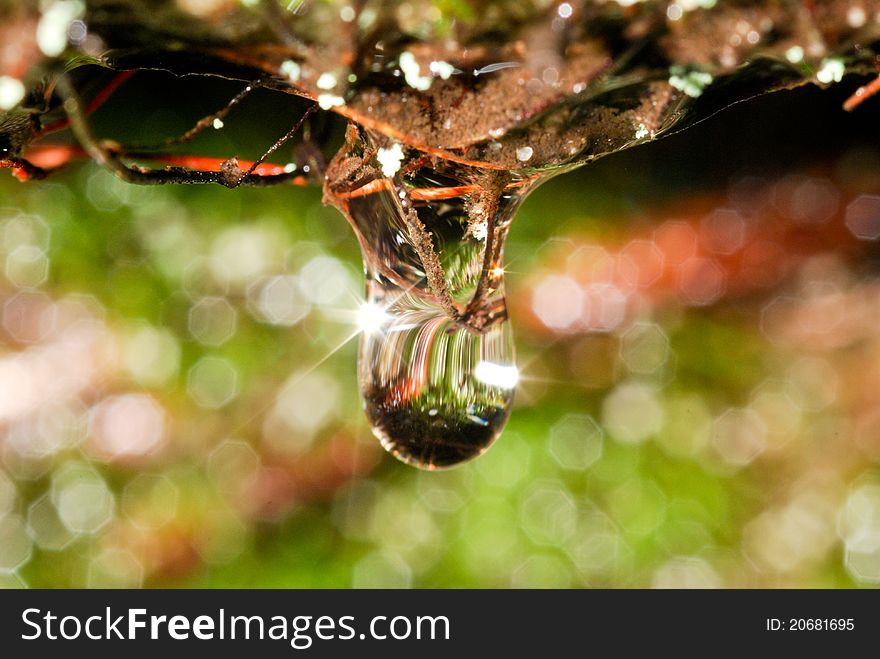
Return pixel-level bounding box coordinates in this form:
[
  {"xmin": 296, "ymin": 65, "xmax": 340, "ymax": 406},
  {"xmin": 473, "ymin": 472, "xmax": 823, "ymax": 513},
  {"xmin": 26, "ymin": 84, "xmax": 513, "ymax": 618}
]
[{"xmin": 766, "ymin": 619, "xmax": 855, "ymax": 631}]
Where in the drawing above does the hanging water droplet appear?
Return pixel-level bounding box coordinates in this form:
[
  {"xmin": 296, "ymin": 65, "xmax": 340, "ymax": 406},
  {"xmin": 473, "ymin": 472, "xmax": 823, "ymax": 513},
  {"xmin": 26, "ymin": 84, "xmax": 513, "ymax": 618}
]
[
  {"xmin": 326, "ymin": 128, "xmax": 534, "ymax": 469},
  {"xmin": 360, "ymin": 292, "xmax": 517, "ymax": 469}
]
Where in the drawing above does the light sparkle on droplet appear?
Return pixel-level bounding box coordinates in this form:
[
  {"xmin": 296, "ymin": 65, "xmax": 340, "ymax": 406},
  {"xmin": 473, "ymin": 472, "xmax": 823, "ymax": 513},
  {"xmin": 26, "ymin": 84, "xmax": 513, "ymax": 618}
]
[
  {"xmin": 377, "ymin": 143, "xmax": 405, "ymax": 177},
  {"xmin": 847, "ymin": 6, "xmax": 867, "ymax": 28},
  {"xmin": 37, "ymin": 0, "xmax": 84, "ymax": 57},
  {"xmin": 785, "ymin": 46, "xmax": 805, "ymax": 64},
  {"xmin": 429, "ymin": 61, "xmax": 456, "ymax": 80},
  {"xmin": 340, "ymin": 5, "xmax": 356, "ymax": 22},
  {"xmin": 399, "ymin": 51, "xmax": 432, "ymax": 91},
  {"xmin": 357, "ymin": 301, "xmax": 389, "ymax": 335},
  {"xmin": 516, "ymin": 146, "xmax": 534, "ymax": 162},
  {"xmin": 316, "ymin": 72, "xmax": 337, "ymax": 90},
  {"xmin": 816, "ymin": 58, "xmax": 845, "ymax": 84},
  {"xmin": 280, "ymin": 60, "xmax": 301, "ymax": 82},
  {"xmin": 668, "ymin": 68, "xmax": 714, "ymax": 98},
  {"xmin": 474, "ymin": 361, "xmax": 520, "ymax": 389},
  {"xmin": 0, "ymin": 76, "xmax": 25, "ymax": 111},
  {"xmin": 318, "ymin": 93, "xmax": 345, "ymax": 109}
]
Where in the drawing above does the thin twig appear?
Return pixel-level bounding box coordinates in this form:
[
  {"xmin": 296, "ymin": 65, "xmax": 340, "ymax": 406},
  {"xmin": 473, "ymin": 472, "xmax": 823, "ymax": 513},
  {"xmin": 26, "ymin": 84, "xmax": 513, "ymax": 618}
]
[
  {"xmin": 393, "ymin": 177, "xmax": 463, "ymax": 322},
  {"xmin": 127, "ymin": 80, "xmax": 263, "ymax": 151},
  {"xmin": 460, "ymin": 176, "xmax": 506, "ymax": 329},
  {"xmin": 55, "ymin": 75, "xmax": 314, "ymax": 188},
  {"xmin": 240, "ymin": 102, "xmax": 317, "ymax": 180}
]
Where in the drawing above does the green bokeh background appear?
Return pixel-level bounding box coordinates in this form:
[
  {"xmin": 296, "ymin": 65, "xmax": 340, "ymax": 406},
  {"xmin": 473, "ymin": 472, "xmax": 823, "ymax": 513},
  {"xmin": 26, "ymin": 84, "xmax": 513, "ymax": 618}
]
[{"xmin": 1, "ymin": 73, "xmax": 879, "ymax": 588}]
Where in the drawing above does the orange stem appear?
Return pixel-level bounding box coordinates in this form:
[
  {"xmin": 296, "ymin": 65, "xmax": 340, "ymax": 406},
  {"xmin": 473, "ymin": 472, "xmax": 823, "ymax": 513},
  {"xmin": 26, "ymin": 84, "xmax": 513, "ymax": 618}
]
[{"xmin": 844, "ymin": 74, "xmax": 880, "ymax": 112}]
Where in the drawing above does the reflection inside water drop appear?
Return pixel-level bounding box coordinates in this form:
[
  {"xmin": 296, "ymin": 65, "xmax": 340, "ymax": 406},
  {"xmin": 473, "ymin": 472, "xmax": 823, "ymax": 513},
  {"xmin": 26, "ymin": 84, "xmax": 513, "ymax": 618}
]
[{"xmin": 328, "ymin": 131, "xmax": 535, "ymax": 469}]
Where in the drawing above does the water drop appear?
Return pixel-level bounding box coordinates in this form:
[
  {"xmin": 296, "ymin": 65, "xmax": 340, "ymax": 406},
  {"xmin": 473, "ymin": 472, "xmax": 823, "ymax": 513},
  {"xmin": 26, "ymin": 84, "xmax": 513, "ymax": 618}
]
[{"xmin": 326, "ymin": 129, "xmax": 535, "ymax": 469}]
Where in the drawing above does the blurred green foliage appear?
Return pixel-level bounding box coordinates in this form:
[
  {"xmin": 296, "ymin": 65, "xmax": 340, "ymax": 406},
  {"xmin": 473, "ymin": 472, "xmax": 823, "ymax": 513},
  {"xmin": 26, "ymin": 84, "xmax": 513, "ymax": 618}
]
[{"xmin": 1, "ymin": 77, "xmax": 879, "ymax": 589}]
